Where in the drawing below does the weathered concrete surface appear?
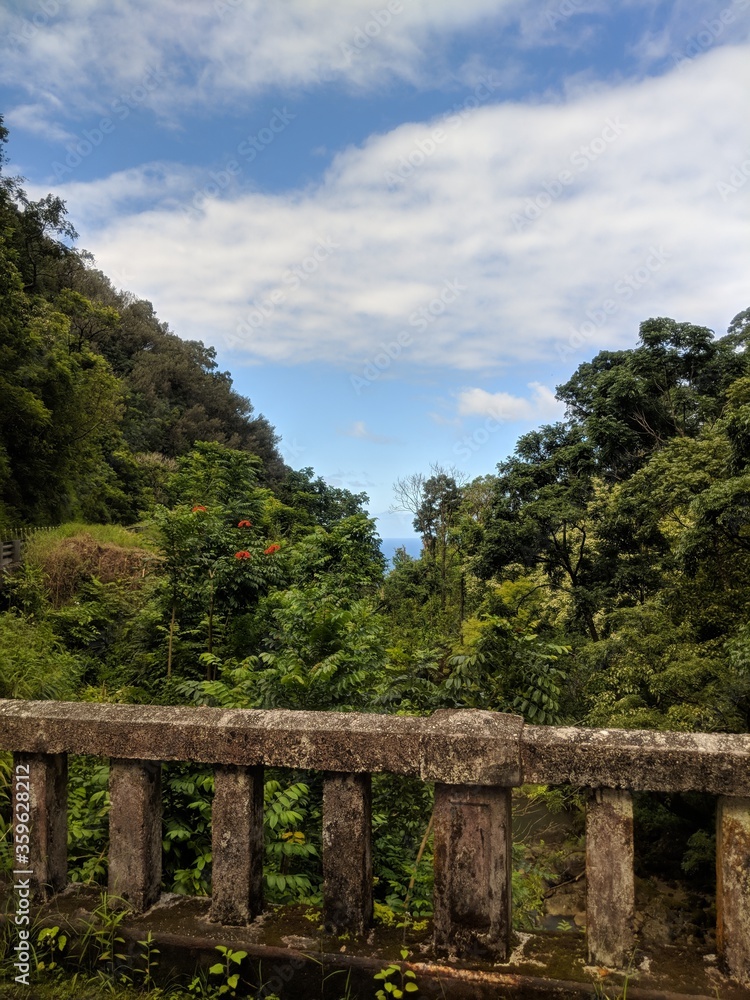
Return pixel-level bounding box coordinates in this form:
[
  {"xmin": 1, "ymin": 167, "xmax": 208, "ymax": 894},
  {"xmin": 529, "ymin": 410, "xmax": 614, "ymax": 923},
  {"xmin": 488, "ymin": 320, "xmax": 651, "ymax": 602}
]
[
  {"xmin": 716, "ymin": 795, "xmax": 750, "ymax": 985},
  {"xmin": 210, "ymin": 764, "xmax": 264, "ymax": 926},
  {"xmin": 13, "ymin": 752, "xmax": 67, "ymax": 901},
  {"xmin": 523, "ymin": 725, "xmax": 750, "ymax": 796},
  {"xmin": 0, "ymin": 700, "xmax": 524, "ymax": 785},
  {"xmin": 586, "ymin": 788, "xmax": 634, "ymax": 969},
  {"xmin": 322, "ymin": 772, "xmax": 372, "ymax": 936},
  {"xmin": 3, "ymin": 700, "xmax": 749, "ymax": 794},
  {"xmin": 433, "ymin": 783, "xmax": 512, "ymax": 960},
  {"xmin": 108, "ymin": 759, "xmax": 162, "ymax": 912},
  {"xmin": 23, "ymin": 886, "xmax": 744, "ymax": 1000}
]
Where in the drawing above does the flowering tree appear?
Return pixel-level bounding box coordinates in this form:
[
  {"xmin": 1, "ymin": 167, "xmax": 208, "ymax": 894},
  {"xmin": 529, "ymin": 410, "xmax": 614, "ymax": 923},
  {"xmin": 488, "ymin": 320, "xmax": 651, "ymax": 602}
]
[{"xmin": 150, "ymin": 443, "xmax": 286, "ymax": 677}]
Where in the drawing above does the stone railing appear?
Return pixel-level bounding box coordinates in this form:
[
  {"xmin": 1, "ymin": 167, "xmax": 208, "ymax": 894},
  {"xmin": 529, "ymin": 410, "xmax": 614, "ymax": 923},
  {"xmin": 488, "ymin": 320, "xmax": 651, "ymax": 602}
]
[
  {"xmin": 0, "ymin": 539, "xmax": 22, "ymax": 574},
  {"xmin": 1, "ymin": 700, "xmax": 749, "ymax": 985}
]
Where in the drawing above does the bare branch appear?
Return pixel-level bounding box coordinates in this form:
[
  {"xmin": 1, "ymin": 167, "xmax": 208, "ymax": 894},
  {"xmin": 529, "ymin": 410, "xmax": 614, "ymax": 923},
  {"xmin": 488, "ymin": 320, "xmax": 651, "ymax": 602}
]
[{"xmin": 390, "ymin": 472, "xmax": 426, "ymax": 515}]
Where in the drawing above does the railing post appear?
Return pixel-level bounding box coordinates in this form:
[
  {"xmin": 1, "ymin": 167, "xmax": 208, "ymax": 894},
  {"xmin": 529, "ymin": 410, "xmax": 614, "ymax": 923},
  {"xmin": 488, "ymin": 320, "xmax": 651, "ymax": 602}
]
[
  {"xmin": 11, "ymin": 539, "xmax": 21, "ymax": 564},
  {"xmin": 211, "ymin": 764, "xmax": 264, "ymax": 925},
  {"xmin": 586, "ymin": 788, "xmax": 635, "ymax": 968},
  {"xmin": 717, "ymin": 795, "xmax": 750, "ymax": 985},
  {"xmin": 433, "ymin": 783, "xmax": 513, "ymax": 960},
  {"xmin": 323, "ymin": 772, "xmax": 372, "ymax": 936},
  {"xmin": 13, "ymin": 753, "xmax": 67, "ymax": 902},
  {"xmin": 108, "ymin": 759, "xmax": 162, "ymax": 912}
]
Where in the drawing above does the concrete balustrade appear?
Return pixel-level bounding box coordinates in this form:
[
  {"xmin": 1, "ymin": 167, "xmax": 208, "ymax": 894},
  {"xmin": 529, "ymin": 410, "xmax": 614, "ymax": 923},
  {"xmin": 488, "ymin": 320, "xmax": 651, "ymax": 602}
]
[
  {"xmin": 585, "ymin": 788, "xmax": 635, "ymax": 968},
  {"xmin": 12, "ymin": 752, "xmax": 67, "ymax": 902},
  {"xmin": 323, "ymin": 772, "xmax": 372, "ymax": 936},
  {"xmin": 2, "ymin": 699, "xmax": 749, "ymax": 985},
  {"xmin": 108, "ymin": 758, "xmax": 162, "ymax": 912},
  {"xmin": 716, "ymin": 796, "xmax": 750, "ymax": 983},
  {"xmin": 211, "ymin": 764, "xmax": 265, "ymax": 925},
  {"xmin": 433, "ymin": 783, "xmax": 513, "ymax": 960}
]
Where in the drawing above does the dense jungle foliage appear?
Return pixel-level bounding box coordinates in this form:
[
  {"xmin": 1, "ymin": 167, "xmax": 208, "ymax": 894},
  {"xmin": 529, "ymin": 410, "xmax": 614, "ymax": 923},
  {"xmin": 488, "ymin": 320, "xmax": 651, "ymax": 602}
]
[{"xmin": 1, "ymin": 115, "xmax": 749, "ymax": 935}]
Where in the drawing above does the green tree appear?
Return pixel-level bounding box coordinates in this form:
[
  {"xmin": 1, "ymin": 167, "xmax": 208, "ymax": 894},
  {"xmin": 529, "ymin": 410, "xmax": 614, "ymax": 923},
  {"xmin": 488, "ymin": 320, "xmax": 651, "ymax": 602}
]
[
  {"xmin": 276, "ymin": 466, "xmax": 369, "ymax": 529},
  {"xmin": 477, "ymin": 422, "xmax": 602, "ymax": 640},
  {"xmin": 557, "ymin": 317, "xmax": 745, "ymax": 480},
  {"xmin": 0, "ymin": 244, "xmax": 125, "ymax": 525}
]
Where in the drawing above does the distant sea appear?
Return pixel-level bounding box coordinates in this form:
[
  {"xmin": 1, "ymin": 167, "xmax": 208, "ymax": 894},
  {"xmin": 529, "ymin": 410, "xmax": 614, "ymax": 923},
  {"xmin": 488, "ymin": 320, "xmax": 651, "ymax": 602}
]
[{"xmin": 380, "ymin": 536, "xmax": 423, "ymax": 567}]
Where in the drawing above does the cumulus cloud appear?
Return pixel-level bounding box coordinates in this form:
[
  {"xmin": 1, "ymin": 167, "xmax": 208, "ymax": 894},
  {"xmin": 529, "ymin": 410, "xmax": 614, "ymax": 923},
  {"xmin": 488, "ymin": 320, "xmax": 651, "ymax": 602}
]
[
  {"xmin": 457, "ymin": 384, "xmax": 565, "ymax": 423},
  {"xmin": 44, "ymin": 44, "xmax": 749, "ymax": 375}
]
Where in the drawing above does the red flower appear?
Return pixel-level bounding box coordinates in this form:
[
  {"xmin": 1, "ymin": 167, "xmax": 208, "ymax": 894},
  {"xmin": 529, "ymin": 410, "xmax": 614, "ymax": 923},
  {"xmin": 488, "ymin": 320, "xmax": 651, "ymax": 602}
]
[
  {"xmin": 238, "ymin": 519, "xmax": 253, "ymax": 528},
  {"xmin": 192, "ymin": 505, "xmax": 207, "ymax": 513},
  {"xmin": 234, "ymin": 550, "xmax": 252, "ymax": 560},
  {"xmin": 264, "ymin": 544, "xmax": 281, "ymax": 555}
]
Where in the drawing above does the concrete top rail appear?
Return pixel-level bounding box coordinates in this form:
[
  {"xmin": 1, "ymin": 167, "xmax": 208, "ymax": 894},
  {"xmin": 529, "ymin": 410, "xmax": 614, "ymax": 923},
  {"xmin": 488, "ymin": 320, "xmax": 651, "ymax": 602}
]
[
  {"xmin": 0, "ymin": 700, "xmax": 748, "ymax": 795},
  {"xmin": 522, "ymin": 724, "xmax": 750, "ymax": 797},
  {"xmin": 0, "ymin": 700, "xmax": 524, "ymax": 786}
]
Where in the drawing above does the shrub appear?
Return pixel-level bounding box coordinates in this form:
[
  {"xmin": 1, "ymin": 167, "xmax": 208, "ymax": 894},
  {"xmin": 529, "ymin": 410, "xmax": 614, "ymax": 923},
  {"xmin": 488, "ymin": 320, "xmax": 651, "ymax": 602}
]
[{"xmin": 0, "ymin": 612, "xmax": 83, "ymax": 699}]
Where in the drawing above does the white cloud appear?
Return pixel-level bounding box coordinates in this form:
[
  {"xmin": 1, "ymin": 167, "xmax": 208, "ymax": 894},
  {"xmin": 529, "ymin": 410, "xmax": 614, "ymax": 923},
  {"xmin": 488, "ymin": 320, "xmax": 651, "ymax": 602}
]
[
  {"xmin": 3, "ymin": 0, "xmax": 748, "ymax": 138},
  {"xmin": 0, "ymin": 0, "xmax": 520, "ymax": 125},
  {"xmin": 457, "ymin": 384, "xmax": 565, "ymax": 423},
  {"xmin": 628, "ymin": 0, "xmax": 750, "ymax": 69},
  {"xmin": 342, "ymin": 421, "xmax": 397, "ymax": 444},
  {"xmin": 27, "ymin": 45, "xmax": 750, "ymax": 374},
  {"xmin": 323, "ymin": 470, "xmax": 377, "ymax": 491},
  {"xmin": 4, "ymin": 102, "xmax": 75, "ymax": 143}
]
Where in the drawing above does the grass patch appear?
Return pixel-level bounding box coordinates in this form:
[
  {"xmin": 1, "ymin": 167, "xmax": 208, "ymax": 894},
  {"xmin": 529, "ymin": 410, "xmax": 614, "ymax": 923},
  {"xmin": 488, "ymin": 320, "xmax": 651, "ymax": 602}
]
[
  {"xmin": 23, "ymin": 523, "xmax": 155, "ymax": 553},
  {"xmin": 22, "ymin": 525, "xmax": 158, "ymax": 606}
]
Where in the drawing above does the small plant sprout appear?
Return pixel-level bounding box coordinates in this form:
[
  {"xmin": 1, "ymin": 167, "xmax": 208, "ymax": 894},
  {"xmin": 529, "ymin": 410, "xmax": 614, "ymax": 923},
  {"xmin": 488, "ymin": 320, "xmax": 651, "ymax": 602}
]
[
  {"xmin": 208, "ymin": 944, "xmax": 248, "ymax": 996},
  {"xmin": 374, "ymin": 947, "xmax": 419, "ymax": 997},
  {"xmin": 36, "ymin": 924, "xmax": 67, "ymax": 972},
  {"xmin": 137, "ymin": 930, "xmax": 160, "ymax": 989}
]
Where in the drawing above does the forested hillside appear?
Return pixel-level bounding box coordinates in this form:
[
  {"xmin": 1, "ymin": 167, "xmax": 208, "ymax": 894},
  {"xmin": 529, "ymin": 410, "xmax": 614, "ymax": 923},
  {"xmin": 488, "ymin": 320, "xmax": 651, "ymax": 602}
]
[
  {"xmin": 0, "ymin": 117, "xmax": 285, "ymax": 530},
  {"xmin": 1, "ymin": 110, "xmax": 749, "ymax": 931}
]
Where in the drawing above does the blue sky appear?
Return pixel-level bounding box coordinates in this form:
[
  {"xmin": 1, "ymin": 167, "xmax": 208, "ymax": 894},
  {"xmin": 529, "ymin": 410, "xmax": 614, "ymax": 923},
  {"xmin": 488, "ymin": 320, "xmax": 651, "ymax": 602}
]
[{"xmin": 2, "ymin": 1, "xmax": 749, "ymax": 537}]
